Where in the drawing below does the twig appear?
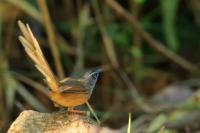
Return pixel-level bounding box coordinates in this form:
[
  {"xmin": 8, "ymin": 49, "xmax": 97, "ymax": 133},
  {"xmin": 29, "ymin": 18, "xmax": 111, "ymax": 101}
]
[
  {"xmin": 73, "ymin": 3, "xmax": 86, "ymax": 73},
  {"xmin": 92, "ymin": 1, "xmax": 151, "ymax": 112},
  {"xmin": 129, "ymin": 0, "xmax": 142, "ymax": 64},
  {"xmin": 37, "ymin": 0, "xmax": 64, "ymax": 79},
  {"xmin": 118, "ymin": 71, "xmax": 153, "ymax": 113},
  {"xmin": 91, "ymin": 0, "xmax": 119, "ymax": 69},
  {"xmin": 86, "ymin": 102, "xmax": 101, "ymax": 125},
  {"xmin": 105, "ymin": 0, "xmax": 199, "ymax": 73}
]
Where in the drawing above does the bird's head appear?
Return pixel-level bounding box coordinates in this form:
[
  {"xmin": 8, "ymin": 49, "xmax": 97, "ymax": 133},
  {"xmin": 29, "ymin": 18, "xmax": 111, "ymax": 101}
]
[{"xmin": 83, "ymin": 68, "xmax": 102, "ymax": 96}]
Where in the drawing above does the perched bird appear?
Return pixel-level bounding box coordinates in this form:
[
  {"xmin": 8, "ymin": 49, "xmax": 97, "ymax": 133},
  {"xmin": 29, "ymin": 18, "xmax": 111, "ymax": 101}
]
[
  {"xmin": 50, "ymin": 69, "xmax": 101, "ymax": 108},
  {"xmin": 17, "ymin": 20, "xmax": 101, "ymax": 113}
]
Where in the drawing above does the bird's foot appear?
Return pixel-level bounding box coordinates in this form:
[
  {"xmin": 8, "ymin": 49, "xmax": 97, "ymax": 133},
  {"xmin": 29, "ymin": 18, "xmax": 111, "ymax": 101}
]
[{"xmin": 68, "ymin": 109, "xmax": 86, "ymax": 115}]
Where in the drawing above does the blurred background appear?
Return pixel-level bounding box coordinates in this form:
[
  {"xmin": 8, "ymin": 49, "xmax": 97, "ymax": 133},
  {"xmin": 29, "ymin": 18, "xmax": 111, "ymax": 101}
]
[{"xmin": 0, "ymin": 0, "xmax": 200, "ymax": 132}]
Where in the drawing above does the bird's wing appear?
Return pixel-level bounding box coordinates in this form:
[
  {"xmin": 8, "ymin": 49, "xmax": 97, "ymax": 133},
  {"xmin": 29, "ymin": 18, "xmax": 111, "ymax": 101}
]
[
  {"xmin": 58, "ymin": 79, "xmax": 87, "ymax": 93},
  {"xmin": 18, "ymin": 20, "xmax": 59, "ymax": 92},
  {"xmin": 59, "ymin": 86, "xmax": 88, "ymax": 94}
]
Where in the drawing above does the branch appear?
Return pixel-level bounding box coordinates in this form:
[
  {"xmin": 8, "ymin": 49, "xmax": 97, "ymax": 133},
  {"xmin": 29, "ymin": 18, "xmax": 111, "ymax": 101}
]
[
  {"xmin": 91, "ymin": 0, "xmax": 119, "ymax": 69},
  {"xmin": 105, "ymin": 0, "xmax": 199, "ymax": 73}
]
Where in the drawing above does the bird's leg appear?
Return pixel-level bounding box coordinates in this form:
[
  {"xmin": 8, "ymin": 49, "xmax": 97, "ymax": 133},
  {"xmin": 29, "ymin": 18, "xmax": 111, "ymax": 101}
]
[{"xmin": 67, "ymin": 107, "xmax": 86, "ymax": 115}]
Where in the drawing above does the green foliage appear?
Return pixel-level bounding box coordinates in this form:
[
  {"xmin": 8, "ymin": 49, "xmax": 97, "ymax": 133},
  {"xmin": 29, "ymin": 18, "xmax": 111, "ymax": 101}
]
[
  {"xmin": 5, "ymin": 76, "xmax": 16, "ymax": 110},
  {"xmin": 130, "ymin": 46, "xmax": 142, "ymax": 58},
  {"xmin": 58, "ymin": 21, "xmax": 74, "ymax": 34},
  {"xmin": 161, "ymin": 0, "xmax": 180, "ymax": 51},
  {"xmin": 127, "ymin": 113, "xmax": 132, "ymax": 133},
  {"xmin": 135, "ymin": 0, "xmax": 146, "ymax": 5},
  {"xmin": 107, "ymin": 22, "xmax": 132, "ymax": 46},
  {"xmin": 147, "ymin": 114, "xmax": 167, "ymax": 132}
]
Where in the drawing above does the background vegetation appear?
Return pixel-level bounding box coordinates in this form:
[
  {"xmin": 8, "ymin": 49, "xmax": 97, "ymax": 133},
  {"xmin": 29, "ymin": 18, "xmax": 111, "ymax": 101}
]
[{"xmin": 0, "ymin": 0, "xmax": 200, "ymax": 132}]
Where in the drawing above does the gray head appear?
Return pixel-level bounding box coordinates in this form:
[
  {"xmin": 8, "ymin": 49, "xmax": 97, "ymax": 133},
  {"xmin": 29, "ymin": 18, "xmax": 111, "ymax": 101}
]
[{"xmin": 83, "ymin": 68, "xmax": 102, "ymax": 97}]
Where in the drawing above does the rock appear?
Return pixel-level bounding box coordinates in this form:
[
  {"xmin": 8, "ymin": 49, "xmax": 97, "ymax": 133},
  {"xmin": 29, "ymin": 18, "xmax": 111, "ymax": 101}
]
[{"xmin": 7, "ymin": 110, "xmax": 120, "ymax": 133}]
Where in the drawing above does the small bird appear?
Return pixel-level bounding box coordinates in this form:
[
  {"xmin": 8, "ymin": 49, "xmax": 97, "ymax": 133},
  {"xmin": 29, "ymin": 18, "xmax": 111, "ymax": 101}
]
[
  {"xmin": 49, "ymin": 69, "xmax": 101, "ymax": 108},
  {"xmin": 17, "ymin": 20, "xmax": 101, "ymax": 113}
]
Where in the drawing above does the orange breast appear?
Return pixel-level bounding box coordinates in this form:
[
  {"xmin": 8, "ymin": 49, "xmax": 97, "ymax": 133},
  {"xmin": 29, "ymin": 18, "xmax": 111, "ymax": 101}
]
[{"xmin": 48, "ymin": 91, "xmax": 89, "ymax": 107}]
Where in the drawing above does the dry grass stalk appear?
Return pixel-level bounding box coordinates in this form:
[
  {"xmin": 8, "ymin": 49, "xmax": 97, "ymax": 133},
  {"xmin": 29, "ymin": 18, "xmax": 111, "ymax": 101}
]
[{"xmin": 18, "ymin": 20, "xmax": 59, "ymax": 92}]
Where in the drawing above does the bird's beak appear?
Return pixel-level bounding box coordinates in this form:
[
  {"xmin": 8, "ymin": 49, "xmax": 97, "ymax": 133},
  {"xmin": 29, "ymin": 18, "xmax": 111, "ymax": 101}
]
[{"xmin": 94, "ymin": 68, "xmax": 103, "ymax": 73}]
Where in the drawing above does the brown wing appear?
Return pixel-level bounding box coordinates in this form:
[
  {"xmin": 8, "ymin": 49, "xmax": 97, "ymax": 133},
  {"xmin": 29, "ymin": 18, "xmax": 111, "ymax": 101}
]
[
  {"xmin": 59, "ymin": 86, "xmax": 88, "ymax": 94},
  {"xmin": 18, "ymin": 20, "xmax": 59, "ymax": 92},
  {"xmin": 58, "ymin": 78, "xmax": 87, "ymax": 93}
]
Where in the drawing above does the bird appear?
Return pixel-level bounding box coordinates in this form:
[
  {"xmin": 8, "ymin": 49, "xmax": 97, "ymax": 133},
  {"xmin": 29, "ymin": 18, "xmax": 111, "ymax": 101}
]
[{"xmin": 17, "ymin": 20, "xmax": 101, "ymax": 113}]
